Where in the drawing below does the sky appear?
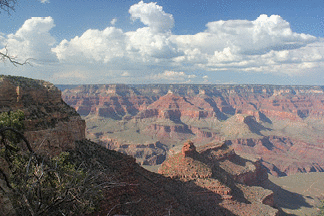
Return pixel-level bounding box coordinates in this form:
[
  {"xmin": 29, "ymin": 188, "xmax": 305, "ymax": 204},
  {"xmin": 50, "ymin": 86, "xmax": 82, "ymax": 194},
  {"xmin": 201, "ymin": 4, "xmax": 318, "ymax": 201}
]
[{"xmin": 0, "ymin": 0, "xmax": 324, "ymax": 85}]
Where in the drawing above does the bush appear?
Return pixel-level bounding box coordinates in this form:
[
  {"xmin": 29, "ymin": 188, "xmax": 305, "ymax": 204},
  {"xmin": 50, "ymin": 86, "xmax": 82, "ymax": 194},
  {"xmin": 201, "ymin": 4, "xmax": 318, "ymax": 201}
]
[{"xmin": 0, "ymin": 110, "xmax": 103, "ymax": 215}]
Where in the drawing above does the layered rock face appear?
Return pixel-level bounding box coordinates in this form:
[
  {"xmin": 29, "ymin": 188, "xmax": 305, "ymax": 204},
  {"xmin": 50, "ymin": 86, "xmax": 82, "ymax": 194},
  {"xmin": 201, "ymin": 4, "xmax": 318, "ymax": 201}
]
[
  {"xmin": 226, "ymin": 136, "xmax": 324, "ymax": 176},
  {"xmin": 61, "ymin": 84, "xmax": 154, "ymax": 118},
  {"xmin": 0, "ymin": 75, "xmax": 85, "ymax": 156},
  {"xmin": 61, "ymin": 84, "xmax": 324, "ymax": 176},
  {"xmin": 62, "ymin": 84, "xmax": 324, "ymax": 121},
  {"xmin": 102, "ymin": 140, "xmax": 167, "ymax": 165},
  {"xmin": 159, "ymin": 141, "xmax": 278, "ymax": 216}
]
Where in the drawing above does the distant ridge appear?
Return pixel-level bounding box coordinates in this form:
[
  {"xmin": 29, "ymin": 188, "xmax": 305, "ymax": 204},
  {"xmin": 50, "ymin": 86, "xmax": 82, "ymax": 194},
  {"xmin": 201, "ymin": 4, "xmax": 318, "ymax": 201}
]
[{"xmin": 57, "ymin": 83, "xmax": 324, "ymax": 94}]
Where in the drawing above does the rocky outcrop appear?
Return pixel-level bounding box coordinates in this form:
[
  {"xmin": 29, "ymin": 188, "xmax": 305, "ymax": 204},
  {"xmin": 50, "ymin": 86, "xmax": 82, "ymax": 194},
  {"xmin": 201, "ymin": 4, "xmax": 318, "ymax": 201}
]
[
  {"xmin": 67, "ymin": 139, "xmax": 280, "ymax": 215},
  {"xmin": 141, "ymin": 92, "xmax": 214, "ymax": 120},
  {"xmin": 0, "ymin": 76, "xmax": 87, "ymax": 216},
  {"xmin": 62, "ymin": 84, "xmax": 155, "ymax": 119},
  {"xmin": 0, "ymin": 75, "xmax": 85, "ymax": 156},
  {"xmin": 61, "ymin": 84, "xmax": 324, "ymax": 129},
  {"xmin": 197, "ymin": 142, "xmax": 268, "ymax": 186},
  {"xmin": 159, "ymin": 141, "xmax": 278, "ymax": 216},
  {"xmin": 0, "ymin": 77, "xmax": 289, "ymax": 215},
  {"xmin": 181, "ymin": 140, "xmax": 197, "ymax": 157}
]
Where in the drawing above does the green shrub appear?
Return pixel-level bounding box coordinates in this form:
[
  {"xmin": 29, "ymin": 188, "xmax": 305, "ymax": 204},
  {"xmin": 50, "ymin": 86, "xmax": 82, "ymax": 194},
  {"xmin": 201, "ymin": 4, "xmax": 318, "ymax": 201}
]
[{"xmin": 0, "ymin": 110, "xmax": 102, "ymax": 215}]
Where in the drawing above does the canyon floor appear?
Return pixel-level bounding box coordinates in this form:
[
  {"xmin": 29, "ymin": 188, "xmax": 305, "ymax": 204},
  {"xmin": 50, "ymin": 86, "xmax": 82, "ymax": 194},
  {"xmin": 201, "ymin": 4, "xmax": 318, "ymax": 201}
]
[{"xmin": 267, "ymin": 172, "xmax": 324, "ymax": 215}]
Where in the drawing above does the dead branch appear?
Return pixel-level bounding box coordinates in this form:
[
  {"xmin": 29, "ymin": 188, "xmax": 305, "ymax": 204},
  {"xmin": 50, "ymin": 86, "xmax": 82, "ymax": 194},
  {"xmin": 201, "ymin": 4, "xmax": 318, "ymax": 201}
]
[
  {"xmin": 0, "ymin": 127, "xmax": 34, "ymax": 153},
  {"xmin": 0, "ymin": 46, "xmax": 33, "ymax": 66},
  {"xmin": 0, "ymin": 0, "xmax": 16, "ymax": 14}
]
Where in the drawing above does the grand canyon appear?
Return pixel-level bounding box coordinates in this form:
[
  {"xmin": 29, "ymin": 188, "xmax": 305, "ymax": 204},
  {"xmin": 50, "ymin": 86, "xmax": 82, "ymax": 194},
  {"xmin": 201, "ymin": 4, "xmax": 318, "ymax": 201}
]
[
  {"xmin": 61, "ymin": 84, "xmax": 324, "ymax": 178},
  {"xmin": 1, "ymin": 76, "xmax": 324, "ymax": 215},
  {"xmin": 2, "ymin": 0, "xmax": 324, "ymax": 215}
]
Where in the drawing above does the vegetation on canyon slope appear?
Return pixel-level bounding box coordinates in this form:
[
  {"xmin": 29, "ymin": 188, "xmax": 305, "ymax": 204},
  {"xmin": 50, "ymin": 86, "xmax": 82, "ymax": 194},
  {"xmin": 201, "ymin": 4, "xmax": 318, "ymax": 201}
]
[{"xmin": 0, "ymin": 110, "xmax": 103, "ymax": 215}]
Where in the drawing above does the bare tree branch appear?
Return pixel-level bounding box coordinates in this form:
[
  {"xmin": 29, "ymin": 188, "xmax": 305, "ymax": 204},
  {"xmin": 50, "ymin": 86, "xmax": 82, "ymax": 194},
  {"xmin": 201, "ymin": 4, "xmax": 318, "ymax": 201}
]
[
  {"xmin": 0, "ymin": 46, "xmax": 33, "ymax": 66},
  {"xmin": 0, "ymin": 0, "xmax": 16, "ymax": 14},
  {"xmin": 0, "ymin": 127, "xmax": 34, "ymax": 153}
]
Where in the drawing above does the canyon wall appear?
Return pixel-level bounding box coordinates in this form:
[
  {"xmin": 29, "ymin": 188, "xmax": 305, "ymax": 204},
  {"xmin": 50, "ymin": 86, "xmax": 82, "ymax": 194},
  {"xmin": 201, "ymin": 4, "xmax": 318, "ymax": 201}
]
[
  {"xmin": 0, "ymin": 76, "xmax": 87, "ymax": 216},
  {"xmin": 60, "ymin": 83, "xmax": 324, "ymax": 176},
  {"xmin": 0, "ymin": 75, "xmax": 86, "ymax": 156},
  {"xmin": 61, "ymin": 84, "xmax": 324, "ymax": 121},
  {"xmin": 225, "ymin": 136, "xmax": 324, "ymax": 176}
]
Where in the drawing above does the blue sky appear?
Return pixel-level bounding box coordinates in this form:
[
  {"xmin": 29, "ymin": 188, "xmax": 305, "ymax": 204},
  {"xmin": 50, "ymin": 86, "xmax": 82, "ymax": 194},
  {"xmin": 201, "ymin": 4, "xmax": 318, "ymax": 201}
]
[{"xmin": 1, "ymin": 0, "xmax": 324, "ymax": 85}]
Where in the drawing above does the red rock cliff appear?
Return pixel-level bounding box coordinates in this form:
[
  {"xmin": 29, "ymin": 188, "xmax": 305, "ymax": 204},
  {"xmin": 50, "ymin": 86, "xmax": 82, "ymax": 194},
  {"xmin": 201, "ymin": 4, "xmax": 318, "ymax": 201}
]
[
  {"xmin": 0, "ymin": 75, "xmax": 85, "ymax": 156},
  {"xmin": 159, "ymin": 141, "xmax": 278, "ymax": 216}
]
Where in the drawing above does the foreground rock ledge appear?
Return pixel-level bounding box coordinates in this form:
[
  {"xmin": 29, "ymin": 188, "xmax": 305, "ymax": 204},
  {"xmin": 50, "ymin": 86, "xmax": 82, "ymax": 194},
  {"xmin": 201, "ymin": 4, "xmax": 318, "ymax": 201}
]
[
  {"xmin": 159, "ymin": 141, "xmax": 279, "ymax": 216},
  {"xmin": 0, "ymin": 75, "xmax": 85, "ymax": 156}
]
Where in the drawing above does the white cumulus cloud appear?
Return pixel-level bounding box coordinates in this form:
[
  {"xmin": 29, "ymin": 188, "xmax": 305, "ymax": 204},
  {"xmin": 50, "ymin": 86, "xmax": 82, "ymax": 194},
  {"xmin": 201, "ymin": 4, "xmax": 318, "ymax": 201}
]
[
  {"xmin": 171, "ymin": 14, "xmax": 322, "ymax": 75},
  {"xmin": 52, "ymin": 27, "xmax": 126, "ymax": 63},
  {"xmin": 39, "ymin": 0, "xmax": 50, "ymax": 4},
  {"xmin": 50, "ymin": 2, "xmax": 323, "ymax": 80},
  {"xmin": 2, "ymin": 2, "xmax": 324, "ymax": 84},
  {"xmin": 129, "ymin": 1, "xmax": 174, "ymax": 33},
  {"xmin": 110, "ymin": 18, "xmax": 117, "ymax": 25},
  {"xmin": 52, "ymin": 1, "xmax": 182, "ymax": 64},
  {"xmin": 126, "ymin": 27, "xmax": 182, "ymax": 60},
  {"xmin": 121, "ymin": 71, "xmax": 130, "ymax": 77},
  {"xmin": 147, "ymin": 70, "xmax": 201, "ymax": 83},
  {"xmin": 1, "ymin": 17, "xmax": 57, "ymax": 64},
  {"xmin": 151, "ymin": 70, "xmax": 188, "ymax": 81}
]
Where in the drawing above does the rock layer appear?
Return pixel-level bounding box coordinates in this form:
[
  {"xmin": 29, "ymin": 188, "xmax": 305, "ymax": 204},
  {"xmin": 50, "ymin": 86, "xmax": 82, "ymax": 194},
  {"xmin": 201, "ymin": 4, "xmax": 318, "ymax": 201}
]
[
  {"xmin": 61, "ymin": 84, "xmax": 324, "ymax": 176},
  {"xmin": 0, "ymin": 75, "xmax": 85, "ymax": 156},
  {"xmin": 61, "ymin": 84, "xmax": 324, "ymax": 121},
  {"xmin": 225, "ymin": 136, "xmax": 324, "ymax": 176}
]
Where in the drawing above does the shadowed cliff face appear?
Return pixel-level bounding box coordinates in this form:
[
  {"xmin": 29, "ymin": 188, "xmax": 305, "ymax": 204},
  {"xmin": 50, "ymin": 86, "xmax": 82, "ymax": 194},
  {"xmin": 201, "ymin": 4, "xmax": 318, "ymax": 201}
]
[
  {"xmin": 0, "ymin": 76, "xmax": 87, "ymax": 216},
  {"xmin": 0, "ymin": 75, "xmax": 86, "ymax": 156},
  {"xmin": 60, "ymin": 84, "xmax": 324, "ymax": 176}
]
